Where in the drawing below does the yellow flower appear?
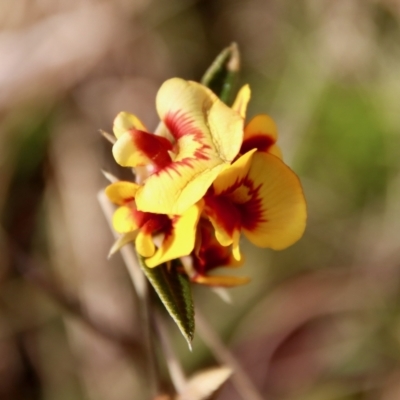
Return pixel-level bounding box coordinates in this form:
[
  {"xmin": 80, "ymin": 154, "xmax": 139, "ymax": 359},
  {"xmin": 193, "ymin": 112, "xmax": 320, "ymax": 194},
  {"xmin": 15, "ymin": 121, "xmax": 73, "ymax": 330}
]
[
  {"xmin": 203, "ymin": 150, "xmax": 307, "ymax": 261},
  {"xmin": 111, "ymin": 78, "xmax": 245, "ymax": 215},
  {"xmin": 105, "ymin": 78, "xmax": 306, "ymax": 273},
  {"xmin": 105, "ymin": 181, "xmax": 201, "ymax": 268}
]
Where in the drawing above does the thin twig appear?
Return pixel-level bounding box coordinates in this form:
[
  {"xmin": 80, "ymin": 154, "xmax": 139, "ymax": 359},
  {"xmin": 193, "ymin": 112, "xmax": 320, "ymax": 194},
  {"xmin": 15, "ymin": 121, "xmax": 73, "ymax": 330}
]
[
  {"xmin": 99, "ymin": 129, "xmax": 116, "ymax": 144},
  {"xmin": 154, "ymin": 310, "xmax": 187, "ymax": 394},
  {"xmin": 98, "ymin": 190, "xmax": 160, "ymax": 398},
  {"xmin": 9, "ymin": 243, "xmax": 143, "ymax": 357},
  {"xmin": 195, "ymin": 309, "xmax": 264, "ymax": 400}
]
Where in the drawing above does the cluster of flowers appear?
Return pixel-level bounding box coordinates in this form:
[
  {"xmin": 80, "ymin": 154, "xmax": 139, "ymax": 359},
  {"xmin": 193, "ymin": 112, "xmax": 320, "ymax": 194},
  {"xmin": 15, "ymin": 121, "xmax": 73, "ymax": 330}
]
[{"xmin": 105, "ymin": 78, "xmax": 306, "ymax": 287}]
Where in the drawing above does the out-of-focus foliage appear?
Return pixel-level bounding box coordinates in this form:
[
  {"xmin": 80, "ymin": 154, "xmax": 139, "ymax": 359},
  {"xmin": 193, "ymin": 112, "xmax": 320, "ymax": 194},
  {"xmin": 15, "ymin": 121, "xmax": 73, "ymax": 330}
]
[{"xmin": 1, "ymin": 1, "xmax": 400, "ymax": 399}]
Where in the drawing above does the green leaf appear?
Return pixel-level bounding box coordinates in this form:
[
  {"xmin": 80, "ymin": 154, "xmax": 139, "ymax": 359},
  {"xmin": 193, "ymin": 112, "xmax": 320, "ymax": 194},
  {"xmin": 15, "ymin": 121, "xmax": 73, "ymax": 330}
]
[
  {"xmin": 138, "ymin": 257, "xmax": 195, "ymax": 348},
  {"xmin": 201, "ymin": 42, "xmax": 240, "ymax": 105}
]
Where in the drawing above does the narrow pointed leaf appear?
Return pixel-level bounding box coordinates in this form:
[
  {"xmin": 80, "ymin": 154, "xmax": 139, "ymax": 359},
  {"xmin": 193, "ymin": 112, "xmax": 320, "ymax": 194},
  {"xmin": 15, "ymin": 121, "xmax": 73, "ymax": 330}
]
[
  {"xmin": 201, "ymin": 42, "xmax": 240, "ymax": 105},
  {"xmin": 138, "ymin": 257, "xmax": 195, "ymax": 348}
]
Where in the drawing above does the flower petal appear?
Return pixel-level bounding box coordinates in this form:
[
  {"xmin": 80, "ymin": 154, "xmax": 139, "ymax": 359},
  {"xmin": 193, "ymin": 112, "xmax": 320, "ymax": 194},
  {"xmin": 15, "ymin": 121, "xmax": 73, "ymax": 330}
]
[
  {"xmin": 205, "ymin": 197, "xmax": 240, "ymax": 248},
  {"xmin": 192, "ymin": 275, "xmax": 250, "ymax": 287},
  {"xmin": 136, "ymin": 230, "xmax": 155, "ymax": 258},
  {"xmin": 157, "ymin": 78, "xmax": 244, "ymax": 161},
  {"xmin": 193, "ymin": 219, "xmax": 243, "ymax": 275},
  {"xmin": 112, "ymin": 206, "xmax": 139, "ymax": 233},
  {"xmin": 241, "ymin": 114, "xmax": 282, "ymax": 158},
  {"xmin": 113, "ymin": 112, "xmax": 147, "ymax": 138},
  {"xmin": 112, "ymin": 129, "xmax": 173, "ymax": 168},
  {"xmin": 242, "ymin": 152, "xmax": 307, "ymax": 249},
  {"xmin": 231, "ymin": 84, "xmax": 251, "ymax": 119},
  {"xmin": 212, "ymin": 149, "xmax": 256, "ymax": 195},
  {"xmin": 205, "ymin": 151, "xmax": 306, "ymax": 251},
  {"xmin": 231, "ymin": 230, "xmax": 241, "ymax": 261},
  {"xmin": 105, "ymin": 181, "xmax": 139, "ymax": 205},
  {"xmin": 136, "ymin": 78, "xmax": 244, "ymax": 215},
  {"xmin": 145, "ymin": 203, "xmax": 202, "ymax": 268},
  {"xmin": 136, "ymin": 164, "xmax": 227, "ymax": 216}
]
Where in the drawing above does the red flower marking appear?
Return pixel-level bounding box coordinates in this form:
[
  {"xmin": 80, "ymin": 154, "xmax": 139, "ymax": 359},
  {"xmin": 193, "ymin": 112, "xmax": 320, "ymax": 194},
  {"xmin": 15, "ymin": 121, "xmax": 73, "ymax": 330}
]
[
  {"xmin": 193, "ymin": 220, "xmax": 233, "ymax": 275},
  {"xmin": 130, "ymin": 129, "xmax": 173, "ymax": 169},
  {"xmin": 205, "ymin": 176, "xmax": 266, "ymax": 234},
  {"xmin": 204, "ymin": 194, "xmax": 240, "ymax": 237},
  {"xmin": 164, "ymin": 110, "xmax": 212, "ymax": 162},
  {"xmin": 130, "ymin": 207, "xmax": 172, "ymax": 235},
  {"xmin": 236, "ymin": 177, "xmax": 266, "ymax": 231},
  {"xmin": 240, "ymin": 134, "xmax": 275, "ymax": 155}
]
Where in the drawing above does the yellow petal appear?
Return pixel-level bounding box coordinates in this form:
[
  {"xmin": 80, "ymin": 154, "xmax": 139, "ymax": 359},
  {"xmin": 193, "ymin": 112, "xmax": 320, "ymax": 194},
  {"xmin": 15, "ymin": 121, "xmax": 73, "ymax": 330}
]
[
  {"xmin": 136, "ymin": 230, "xmax": 155, "ymax": 258},
  {"xmin": 242, "ymin": 114, "xmax": 282, "ymax": 159},
  {"xmin": 112, "ymin": 206, "xmax": 139, "ymax": 233},
  {"xmin": 231, "ymin": 230, "xmax": 241, "ymax": 261},
  {"xmin": 105, "ymin": 181, "xmax": 139, "ymax": 205},
  {"xmin": 231, "ymin": 85, "xmax": 251, "ymax": 119},
  {"xmin": 156, "ymin": 78, "xmax": 243, "ymax": 160},
  {"xmin": 145, "ymin": 203, "xmax": 202, "ymax": 268},
  {"xmin": 245, "ymin": 114, "xmax": 278, "ymax": 140},
  {"xmin": 205, "ymin": 151, "xmax": 306, "ymax": 251},
  {"xmin": 242, "ymin": 152, "xmax": 307, "ymax": 249},
  {"xmin": 193, "ymin": 275, "xmax": 250, "ymax": 287},
  {"xmin": 136, "ymin": 78, "xmax": 244, "ymax": 215},
  {"xmin": 108, "ymin": 231, "xmax": 138, "ymax": 257},
  {"xmin": 267, "ymin": 144, "xmax": 283, "ymax": 159},
  {"xmin": 136, "ymin": 163, "xmax": 227, "ymax": 216},
  {"xmin": 206, "ymin": 219, "xmax": 242, "ymax": 260},
  {"xmin": 112, "ymin": 130, "xmax": 172, "ymax": 168},
  {"xmin": 113, "ymin": 112, "xmax": 147, "ymax": 139},
  {"xmin": 212, "ymin": 149, "xmax": 256, "ymax": 196}
]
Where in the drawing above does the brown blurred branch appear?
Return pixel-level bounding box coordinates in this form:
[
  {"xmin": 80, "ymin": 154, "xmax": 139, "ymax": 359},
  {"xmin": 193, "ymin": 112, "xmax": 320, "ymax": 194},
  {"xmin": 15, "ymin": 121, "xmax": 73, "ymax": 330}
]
[
  {"xmin": 196, "ymin": 309, "xmax": 264, "ymax": 400},
  {"xmin": 9, "ymin": 240, "xmax": 144, "ymax": 359},
  {"xmin": 98, "ymin": 190, "xmax": 160, "ymax": 398}
]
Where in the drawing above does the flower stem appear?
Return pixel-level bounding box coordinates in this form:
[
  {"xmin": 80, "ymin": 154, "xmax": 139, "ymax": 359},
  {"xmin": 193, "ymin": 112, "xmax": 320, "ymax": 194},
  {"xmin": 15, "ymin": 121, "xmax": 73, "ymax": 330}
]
[
  {"xmin": 154, "ymin": 310, "xmax": 187, "ymax": 393},
  {"xmin": 98, "ymin": 191, "xmax": 160, "ymax": 398}
]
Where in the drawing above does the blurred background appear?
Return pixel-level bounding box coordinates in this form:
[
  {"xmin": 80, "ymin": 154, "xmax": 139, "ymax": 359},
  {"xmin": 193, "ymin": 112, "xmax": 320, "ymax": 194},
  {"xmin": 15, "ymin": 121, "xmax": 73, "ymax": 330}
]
[{"xmin": 1, "ymin": 0, "xmax": 400, "ymax": 399}]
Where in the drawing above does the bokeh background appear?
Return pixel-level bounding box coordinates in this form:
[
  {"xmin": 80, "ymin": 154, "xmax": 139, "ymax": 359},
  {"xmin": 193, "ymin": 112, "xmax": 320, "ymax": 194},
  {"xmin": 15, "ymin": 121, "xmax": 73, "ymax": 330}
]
[{"xmin": 1, "ymin": 0, "xmax": 400, "ymax": 399}]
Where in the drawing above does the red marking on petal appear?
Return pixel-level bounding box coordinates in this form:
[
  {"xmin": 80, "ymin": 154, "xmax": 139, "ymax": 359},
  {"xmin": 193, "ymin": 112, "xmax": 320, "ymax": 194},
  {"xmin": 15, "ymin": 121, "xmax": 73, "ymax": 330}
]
[
  {"xmin": 206, "ymin": 175, "xmax": 266, "ymax": 234},
  {"xmin": 163, "ymin": 215, "xmax": 180, "ymax": 242},
  {"xmin": 193, "ymin": 220, "xmax": 233, "ymax": 275},
  {"xmin": 122, "ymin": 197, "xmax": 136, "ymax": 205},
  {"xmin": 130, "ymin": 129, "xmax": 173, "ymax": 169},
  {"xmin": 241, "ymin": 134, "xmax": 275, "ymax": 154},
  {"xmin": 164, "ymin": 111, "xmax": 212, "ymax": 160},
  {"xmin": 164, "ymin": 111, "xmax": 196, "ymax": 140},
  {"xmin": 204, "ymin": 194, "xmax": 241, "ymax": 237},
  {"xmin": 236, "ymin": 177, "xmax": 266, "ymax": 231},
  {"xmin": 129, "ymin": 204, "xmax": 172, "ymax": 235},
  {"xmin": 130, "ymin": 207, "xmax": 150, "ymax": 228},
  {"xmin": 140, "ymin": 213, "xmax": 172, "ymax": 235}
]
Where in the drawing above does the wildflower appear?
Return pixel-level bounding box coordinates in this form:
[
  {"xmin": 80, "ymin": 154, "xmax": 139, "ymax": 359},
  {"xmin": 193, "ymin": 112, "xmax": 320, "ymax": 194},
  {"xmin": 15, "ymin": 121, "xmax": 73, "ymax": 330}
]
[
  {"xmin": 105, "ymin": 78, "xmax": 306, "ymax": 273},
  {"xmin": 111, "ymin": 78, "xmax": 245, "ymax": 215},
  {"xmin": 105, "ymin": 181, "xmax": 201, "ymax": 267},
  {"xmin": 203, "ymin": 149, "xmax": 307, "ymax": 261}
]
